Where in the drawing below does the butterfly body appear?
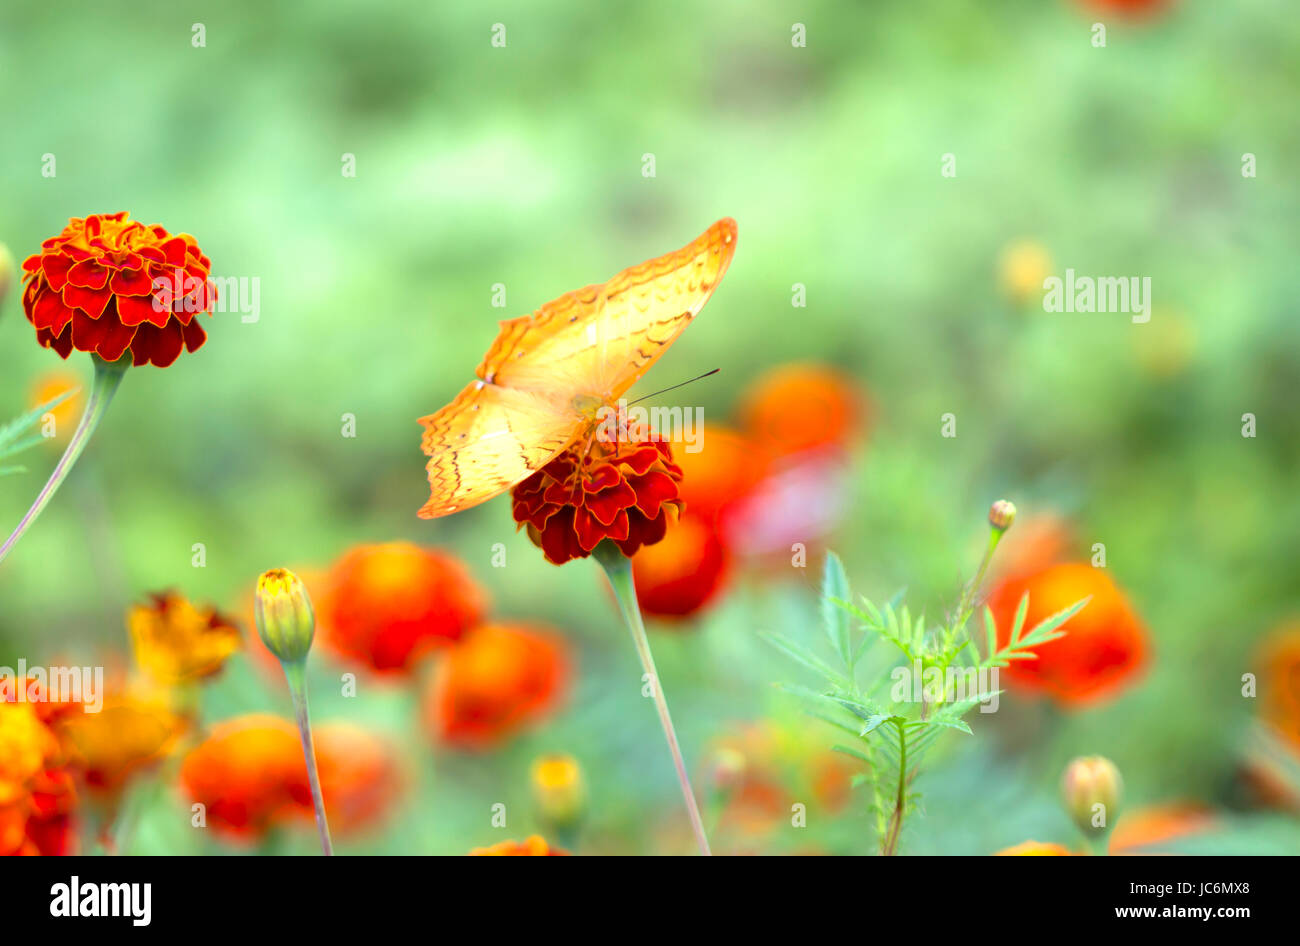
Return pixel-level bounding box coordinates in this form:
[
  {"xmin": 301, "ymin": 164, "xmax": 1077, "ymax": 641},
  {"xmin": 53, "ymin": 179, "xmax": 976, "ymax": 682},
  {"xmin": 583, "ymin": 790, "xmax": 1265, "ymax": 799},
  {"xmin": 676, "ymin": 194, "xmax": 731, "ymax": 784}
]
[{"xmin": 418, "ymin": 218, "xmax": 737, "ymax": 520}]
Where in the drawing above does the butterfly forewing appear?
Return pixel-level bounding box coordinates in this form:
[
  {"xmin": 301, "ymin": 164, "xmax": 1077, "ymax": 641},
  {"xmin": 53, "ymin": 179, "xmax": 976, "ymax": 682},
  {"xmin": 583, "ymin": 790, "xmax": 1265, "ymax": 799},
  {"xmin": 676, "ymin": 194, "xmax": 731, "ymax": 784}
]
[
  {"xmin": 419, "ymin": 218, "xmax": 737, "ymax": 519},
  {"xmin": 475, "ymin": 218, "xmax": 737, "ymax": 400}
]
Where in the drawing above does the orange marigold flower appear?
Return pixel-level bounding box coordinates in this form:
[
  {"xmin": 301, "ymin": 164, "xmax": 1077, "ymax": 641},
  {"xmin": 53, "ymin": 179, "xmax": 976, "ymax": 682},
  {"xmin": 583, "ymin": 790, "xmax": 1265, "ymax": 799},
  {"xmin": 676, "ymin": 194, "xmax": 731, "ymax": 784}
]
[
  {"xmin": 27, "ymin": 369, "xmax": 83, "ymax": 442},
  {"xmin": 739, "ymin": 363, "xmax": 865, "ymax": 458},
  {"xmin": 987, "ymin": 563, "xmax": 1149, "ymax": 706},
  {"xmin": 511, "ymin": 423, "xmax": 683, "ymax": 565},
  {"xmin": 56, "ymin": 692, "xmax": 185, "ymax": 795},
  {"xmin": 317, "ymin": 543, "xmax": 488, "ymax": 673},
  {"xmin": 424, "ymin": 622, "xmax": 570, "ymax": 750},
  {"xmin": 1109, "ymin": 802, "xmax": 1216, "ymax": 855},
  {"xmin": 994, "ymin": 840, "xmax": 1075, "ymax": 856},
  {"xmin": 312, "ymin": 722, "xmax": 403, "ymax": 836},
  {"xmin": 128, "ymin": 591, "xmax": 241, "ymax": 686},
  {"xmin": 0, "ymin": 699, "xmax": 78, "ymax": 856},
  {"xmin": 632, "ymin": 511, "xmax": 731, "ymax": 620},
  {"xmin": 1256, "ymin": 622, "xmax": 1300, "ymax": 751},
  {"xmin": 20, "ymin": 212, "xmax": 216, "ymax": 367},
  {"xmin": 469, "ymin": 834, "xmax": 568, "ymax": 856},
  {"xmin": 669, "ymin": 425, "xmax": 763, "ymax": 526},
  {"xmin": 179, "ymin": 713, "xmax": 305, "ymax": 840}
]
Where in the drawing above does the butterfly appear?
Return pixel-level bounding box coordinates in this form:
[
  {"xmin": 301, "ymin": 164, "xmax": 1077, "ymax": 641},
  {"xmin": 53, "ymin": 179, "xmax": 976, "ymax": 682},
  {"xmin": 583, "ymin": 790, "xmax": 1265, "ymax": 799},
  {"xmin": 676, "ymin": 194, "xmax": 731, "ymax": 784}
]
[{"xmin": 417, "ymin": 217, "xmax": 738, "ymax": 519}]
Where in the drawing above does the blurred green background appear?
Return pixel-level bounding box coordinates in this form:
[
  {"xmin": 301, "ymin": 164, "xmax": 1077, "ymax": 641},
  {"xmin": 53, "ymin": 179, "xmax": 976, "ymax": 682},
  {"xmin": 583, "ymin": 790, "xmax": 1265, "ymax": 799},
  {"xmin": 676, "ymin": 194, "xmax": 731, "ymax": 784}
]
[{"xmin": 1, "ymin": 0, "xmax": 1298, "ymax": 854}]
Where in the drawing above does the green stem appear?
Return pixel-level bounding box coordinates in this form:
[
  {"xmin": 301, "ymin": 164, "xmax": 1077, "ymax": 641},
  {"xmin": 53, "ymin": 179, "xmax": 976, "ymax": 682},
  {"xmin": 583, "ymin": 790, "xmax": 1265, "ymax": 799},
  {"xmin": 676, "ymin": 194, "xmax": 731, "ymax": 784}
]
[
  {"xmin": 283, "ymin": 660, "xmax": 334, "ymax": 856},
  {"xmin": 951, "ymin": 526, "xmax": 1005, "ymax": 641},
  {"xmin": 594, "ymin": 543, "xmax": 711, "ymax": 856},
  {"xmin": 0, "ymin": 354, "xmax": 128, "ymax": 566}
]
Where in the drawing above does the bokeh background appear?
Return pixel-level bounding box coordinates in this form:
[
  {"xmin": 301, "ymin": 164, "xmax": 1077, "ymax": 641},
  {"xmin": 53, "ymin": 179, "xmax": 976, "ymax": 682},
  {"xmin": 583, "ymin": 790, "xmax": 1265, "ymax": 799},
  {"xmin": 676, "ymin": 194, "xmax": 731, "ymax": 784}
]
[{"xmin": 1, "ymin": 0, "xmax": 1298, "ymax": 855}]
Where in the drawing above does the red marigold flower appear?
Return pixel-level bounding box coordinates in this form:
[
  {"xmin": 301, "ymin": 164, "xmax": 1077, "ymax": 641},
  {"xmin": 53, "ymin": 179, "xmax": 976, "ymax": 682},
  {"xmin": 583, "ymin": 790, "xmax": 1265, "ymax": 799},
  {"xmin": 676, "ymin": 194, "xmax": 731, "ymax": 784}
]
[
  {"xmin": 632, "ymin": 511, "xmax": 731, "ymax": 620},
  {"xmin": 511, "ymin": 423, "xmax": 684, "ymax": 565},
  {"xmin": 423, "ymin": 622, "xmax": 570, "ymax": 750},
  {"xmin": 468, "ymin": 835, "xmax": 569, "ymax": 856},
  {"xmin": 311, "ymin": 722, "xmax": 403, "ymax": 837},
  {"xmin": 317, "ymin": 543, "xmax": 489, "ymax": 673},
  {"xmin": 987, "ymin": 563, "xmax": 1149, "ymax": 706},
  {"xmin": 20, "ymin": 212, "xmax": 215, "ymax": 367},
  {"xmin": 179, "ymin": 714, "xmax": 306, "ymax": 841}
]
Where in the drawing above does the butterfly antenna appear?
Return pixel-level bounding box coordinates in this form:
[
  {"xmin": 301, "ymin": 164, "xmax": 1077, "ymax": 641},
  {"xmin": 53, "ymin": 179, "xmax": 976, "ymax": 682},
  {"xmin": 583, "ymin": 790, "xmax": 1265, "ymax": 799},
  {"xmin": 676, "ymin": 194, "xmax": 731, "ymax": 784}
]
[{"xmin": 628, "ymin": 368, "xmax": 720, "ymax": 405}]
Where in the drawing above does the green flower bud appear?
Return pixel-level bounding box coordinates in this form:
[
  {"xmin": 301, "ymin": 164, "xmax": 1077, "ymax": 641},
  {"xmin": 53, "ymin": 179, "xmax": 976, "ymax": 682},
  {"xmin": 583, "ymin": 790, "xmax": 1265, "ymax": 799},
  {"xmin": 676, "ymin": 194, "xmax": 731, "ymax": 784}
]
[
  {"xmin": 1061, "ymin": 755, "xmax": 1122, "ymax": 838},
  {"xmin": 255, "ymin": 568, "xmax": 315, "ymax": 664},
  {"xmin": 988, "ymin": 499, "xmax": 1017, "ymax": 532}
]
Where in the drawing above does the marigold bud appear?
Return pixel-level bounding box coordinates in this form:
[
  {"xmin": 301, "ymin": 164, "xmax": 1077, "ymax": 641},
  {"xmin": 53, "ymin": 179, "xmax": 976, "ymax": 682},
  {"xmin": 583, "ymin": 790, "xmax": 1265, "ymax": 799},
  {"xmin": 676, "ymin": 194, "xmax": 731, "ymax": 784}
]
[
  {"xmin": 1061, "ymin": 755, "xmax": 1122, "ymax": 837},
  {"xmin": 254, "ymin": 568, "xmax": 316, "ymax": 664},
  {"xmin": 530, "ymin": 754, "xmax": 585, "ymax": 830},
  {"xmin": 988, "ymin": 499, "xmax": 1017, "ymax": 532}
]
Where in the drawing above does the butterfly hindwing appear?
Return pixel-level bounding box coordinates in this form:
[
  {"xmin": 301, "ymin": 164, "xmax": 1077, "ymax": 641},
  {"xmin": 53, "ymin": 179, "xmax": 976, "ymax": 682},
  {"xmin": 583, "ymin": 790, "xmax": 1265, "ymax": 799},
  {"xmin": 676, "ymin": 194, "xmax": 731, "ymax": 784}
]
[{"xmin": 416, "ymin": 380, "xmax": 581, "ymax": 519}]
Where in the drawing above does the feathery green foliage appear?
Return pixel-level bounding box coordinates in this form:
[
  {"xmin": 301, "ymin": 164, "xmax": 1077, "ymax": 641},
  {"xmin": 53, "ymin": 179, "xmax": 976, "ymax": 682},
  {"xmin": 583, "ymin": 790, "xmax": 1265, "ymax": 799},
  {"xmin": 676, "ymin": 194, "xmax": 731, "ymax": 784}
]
[
  {"xmin": 766, "ymin": 547, "xmax": 1089, "ymax": 854},
  {"xmin": 0, "ymin": 390, "xmax": 77, "ymax": 476}
]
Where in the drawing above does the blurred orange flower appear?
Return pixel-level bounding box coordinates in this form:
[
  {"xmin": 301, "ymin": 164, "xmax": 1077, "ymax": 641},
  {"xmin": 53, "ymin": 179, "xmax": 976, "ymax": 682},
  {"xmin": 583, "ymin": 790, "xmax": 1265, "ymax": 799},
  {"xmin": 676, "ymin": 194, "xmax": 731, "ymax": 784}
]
[
  {"xmin": 21, "ymin": 212, "xmax": 216, "ymax": 366},
  {"xmin": 632, "ymin": 511, "xmax": 731, "ymax": 620},
  {"xmin": 469, "ymin": 835, "xmax": 568, "ymax": 856},
  {"xmin": 317, "ymin": 543, "xmax": 488, "ymax": 673},
  {"xmin": 56, "ymin": 692, "xmax": 185, "ymax": 795},
  {"xmin": 313, "ymin": 722, "xmax": 403, "ymax": 836},
  {"xmin": 512, "ymin": 422, "xmax": 683, "ymax": 565},
  {"xmin": 28, "ymin": 370, "xmax": 83, "ymax": 442},
  {"xmin": 987, "ymin": 563, "xmax": 1149, "ymax": 706},
  {"xmin": 1256, "ymin": 622, "xmax": 1300, "ymax": 750},
  {"xmin": 179, "ymin": 713, "xmax": 305, "ymax": 840},
  {"xmin": 669, "ymin": 425, "xmax": 763, "ymax": 526},
  {"xmin": 424, "ymin": 622, "xmax": 570, "ymax": 750},
  {"xmin": 708, "ymin": 720, "xmax": 855, "ymax": 845},
  {"xmin": 994, "ymin": 840, "xmax": 1074, "ymax": 856},
  {"xmin": 1109, "ymin": 802, "xmax": 1216, "ymax": 854},
  {"xmin": 739, "ymin": 363, "xmax": 864, "ymax": 459},
  {"xmin": 128, "ymin": 591, "xmax": 241, "ymax": 686}
]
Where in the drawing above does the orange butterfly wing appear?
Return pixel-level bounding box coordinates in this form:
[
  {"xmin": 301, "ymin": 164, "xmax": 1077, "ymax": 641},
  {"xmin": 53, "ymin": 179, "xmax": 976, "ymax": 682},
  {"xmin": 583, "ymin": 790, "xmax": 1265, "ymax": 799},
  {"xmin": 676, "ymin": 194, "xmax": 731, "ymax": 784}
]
[{"xmin": 418, "ymin": 218, "xmax": 738, "ymax": 519}]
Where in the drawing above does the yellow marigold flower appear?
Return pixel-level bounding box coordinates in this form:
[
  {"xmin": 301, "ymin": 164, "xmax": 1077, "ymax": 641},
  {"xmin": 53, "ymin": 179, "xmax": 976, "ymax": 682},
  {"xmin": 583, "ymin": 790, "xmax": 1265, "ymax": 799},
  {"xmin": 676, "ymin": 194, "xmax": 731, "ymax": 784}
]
[
  {"xmin": 28, "ymin": 369, "xmax": 83, "ymax": 445},
  {"xmin": 128, "ymin": 591, "xmax": 241, "ymax": 685},
  {"xmin": 998, "ymin": 240, "xmax": 1052, "ymax": 304},
  {"xmin": 994, "ymin": 840, "xmax": 1074, "ymax": 856},
  {"xmin": 531, "ymin": 754, "xmax": 586, "ymax": 829},
  {"xmin": 469, "ymin": 835, "xmax": 569, "ymax": 856},
  {"xmin": 56, "ymin": 692, "xmax": 184, "ymax": 795},
  {"xmin": 0, "ymin": 701, "xmax": 58, "ymax": 806}
]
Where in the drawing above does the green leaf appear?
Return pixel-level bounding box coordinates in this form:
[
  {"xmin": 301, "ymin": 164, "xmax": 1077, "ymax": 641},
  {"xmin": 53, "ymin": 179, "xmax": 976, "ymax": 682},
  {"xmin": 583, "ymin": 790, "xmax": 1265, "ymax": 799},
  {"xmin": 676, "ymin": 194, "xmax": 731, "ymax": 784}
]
[
  {"xmin": 831, "ymin": 745, "xmax": 872, "ymax": 766},
  {"xmin": 761, "ymin": 632, "xmax": 843, "ymax": 685},
  {"xmin": 1009, "ymin": 592, "xmax": 1030, "ymax": 643},
  {"xmin": 859, "ymin": 713, "xmax": 904, "ymax": 736},
  {"xmin": 0, "ymin": 389, "xmax": 77, "ymax": 455},
  {"xmin": 1021, "ymin": 597, "xmax": 1090, "ymax": 645},
  {"xmin": 821, "ymin": 552, "xmax": 853, "ymax": 668}
]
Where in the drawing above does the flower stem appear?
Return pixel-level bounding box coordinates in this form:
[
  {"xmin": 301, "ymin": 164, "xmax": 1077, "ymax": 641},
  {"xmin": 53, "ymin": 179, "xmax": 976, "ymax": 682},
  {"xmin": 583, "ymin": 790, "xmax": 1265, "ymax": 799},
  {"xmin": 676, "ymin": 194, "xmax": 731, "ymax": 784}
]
[
  {"xmin": 594, "ymin": 544, "xmax": 711, "ymax": 856},
  {"xmin": 0, "ymin": 354, "xmax": 128, "ymax": 567},
  {"xmin": 282, "ymin": 660, "xmax": 334, "ymax": 856}
]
